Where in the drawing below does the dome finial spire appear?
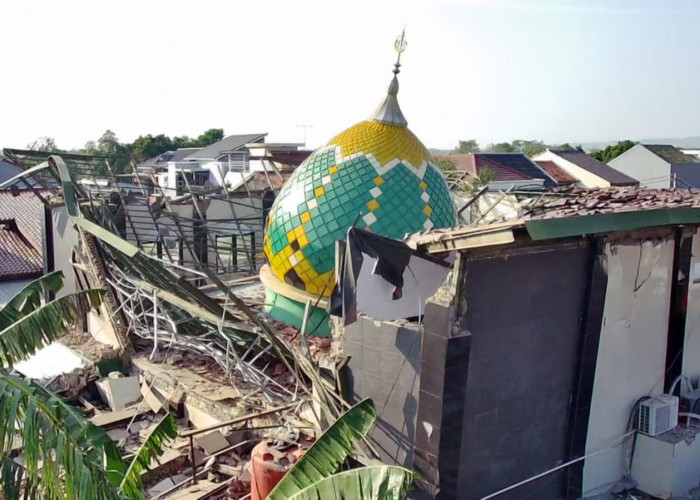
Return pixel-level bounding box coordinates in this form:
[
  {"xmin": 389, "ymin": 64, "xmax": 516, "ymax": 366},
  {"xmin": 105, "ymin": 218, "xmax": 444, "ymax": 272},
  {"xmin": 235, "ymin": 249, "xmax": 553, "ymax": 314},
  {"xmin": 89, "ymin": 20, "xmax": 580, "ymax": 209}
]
[
  {"xmin": 370, "ymin": 30, "xmax": 408, "ymax": 127},
  {"xmin": 393, "ymin": 28, "xmax": 407, "ymax": 76}
]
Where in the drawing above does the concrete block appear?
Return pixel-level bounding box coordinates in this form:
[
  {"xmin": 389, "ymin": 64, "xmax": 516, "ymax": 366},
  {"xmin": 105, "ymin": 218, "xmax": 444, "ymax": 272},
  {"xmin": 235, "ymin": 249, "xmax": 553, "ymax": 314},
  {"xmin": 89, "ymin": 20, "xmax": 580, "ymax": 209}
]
[
  {"xmin": 185, "ymin": 403, "xmax": 222, "ymax": 429},
  {"xmin": 195, "ymin": 430, "xmax": 230, "ymax": 455},
  {"xmin": 95, "ymin": 376, "xmax": 142, "ymax": 411}
]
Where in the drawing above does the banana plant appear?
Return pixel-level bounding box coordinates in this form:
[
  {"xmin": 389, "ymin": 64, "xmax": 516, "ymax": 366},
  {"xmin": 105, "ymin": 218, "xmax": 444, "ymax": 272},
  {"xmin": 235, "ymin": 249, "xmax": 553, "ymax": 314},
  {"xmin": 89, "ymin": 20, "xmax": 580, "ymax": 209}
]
[
  {"xmin": 268, "ymin": 398, "xmax": 414, "ymax": 500},
  {"xmin": 0, "ymin": 272, "xmax": 177, "ymax": 499}
]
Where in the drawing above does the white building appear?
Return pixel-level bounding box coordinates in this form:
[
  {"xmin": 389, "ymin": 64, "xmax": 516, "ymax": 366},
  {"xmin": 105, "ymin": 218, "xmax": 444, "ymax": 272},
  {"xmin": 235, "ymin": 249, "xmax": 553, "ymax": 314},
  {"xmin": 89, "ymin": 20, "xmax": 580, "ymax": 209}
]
[
  {"xmin": 608, "ymin": 144, "xmax": 700, "ymax": 188},
  {"xmin": 137, "ymin": 133, "xmax": 306, "ymax": 195}
]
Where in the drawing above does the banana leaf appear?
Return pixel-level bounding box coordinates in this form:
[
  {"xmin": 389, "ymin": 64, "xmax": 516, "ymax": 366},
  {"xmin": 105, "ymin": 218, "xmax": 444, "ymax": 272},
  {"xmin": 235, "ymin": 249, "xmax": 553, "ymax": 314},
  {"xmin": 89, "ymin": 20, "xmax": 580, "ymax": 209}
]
[
  {"xmin": 287, "ymin": 465, "xmax": 414, "ymax": 500},
  {"xmin": 0, "ymin": 374, "xmax": 121, "ymax": 500},
  {"xmin": 117, "ymin": 413, "xmax": 178, "ymax": 499},
  {"xmin": 0, "ymin": 288, "xmax": 103, "ymax": 367},
  {"xmin": 268, "ymin": 399, "xmax": 377, "ymax": 499}
]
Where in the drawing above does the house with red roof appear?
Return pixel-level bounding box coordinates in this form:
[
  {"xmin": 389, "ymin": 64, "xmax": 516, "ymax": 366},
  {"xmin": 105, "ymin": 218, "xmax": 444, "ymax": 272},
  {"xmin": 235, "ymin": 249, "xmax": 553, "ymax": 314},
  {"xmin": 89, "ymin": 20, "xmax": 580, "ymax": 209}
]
[{"xmin": 439, "ymin": 152, "xmax": 559, "ymax": 190}]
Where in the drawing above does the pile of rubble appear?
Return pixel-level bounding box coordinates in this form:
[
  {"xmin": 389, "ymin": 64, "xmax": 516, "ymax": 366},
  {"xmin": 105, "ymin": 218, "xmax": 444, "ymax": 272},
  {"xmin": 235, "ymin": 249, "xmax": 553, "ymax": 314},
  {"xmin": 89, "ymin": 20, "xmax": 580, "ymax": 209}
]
[
  {"xmin": 524, "ymin": 186, "xmax": 700, "ymax": 219},
  {"xmin": 13, "ymin": 335, "xmax": 321, "ymax": 500}
]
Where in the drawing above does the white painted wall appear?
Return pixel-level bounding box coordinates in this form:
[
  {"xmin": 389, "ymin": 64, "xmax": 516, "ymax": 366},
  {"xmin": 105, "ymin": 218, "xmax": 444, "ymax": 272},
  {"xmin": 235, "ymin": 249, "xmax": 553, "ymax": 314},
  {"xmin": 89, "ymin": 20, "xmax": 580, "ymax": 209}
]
[
  {"xmin": 682, "ymin": 228, "xmax": 700, "ymax": 378},
  {"xmin": 608, "ymin": 145, "xmax": 671, "ymax": 188},
  {"xmin": 533, "ymin": 150, "xmax": 610, "ymax": 188},
  {"xmin": 356, "ymin": 254, "xmax": 450, "ymax": 321},
  {"xmin": 51, "ymin": 207, "xmax": 79, "ymax": 297},
  {"xmin": 582, "ymin": 239, "xmax": 674, "ymax": 495},
  {"xmin": 0, "ymin": 279, "xmax": 33, "ymax": 306}
]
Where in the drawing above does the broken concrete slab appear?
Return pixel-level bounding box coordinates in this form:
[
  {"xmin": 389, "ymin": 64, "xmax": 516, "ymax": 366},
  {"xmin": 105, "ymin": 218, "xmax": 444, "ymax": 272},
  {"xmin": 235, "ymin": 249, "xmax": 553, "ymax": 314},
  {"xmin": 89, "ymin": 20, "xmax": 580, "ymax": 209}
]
[
  {"xmin": 106, "ymin": 428, "xmax": 129, "ymax": 442},
  {"xmin": 146, "ymin": 473, "xmax": 190, "ymax": 498},
  {"xmin": 185, "ymin": 403, "xmax": 222, "ymax": 429},
  {"xmin": 96, "ymin": 375, "xmax": 142, "ymax": 410},
  {"xmin": 140, "ymin": 381, "xmax": 164, "ymax": 413},
  {"xmin": 167, "ymin": 480, "xmax": 227, "ymax": 500},
  {"xmin": 195, "ymin": 430, "xmax": 230, "ymax": 455},
  {"xmin": 90, "ymin": 407, "xmax": 148, "ymax": 428}
]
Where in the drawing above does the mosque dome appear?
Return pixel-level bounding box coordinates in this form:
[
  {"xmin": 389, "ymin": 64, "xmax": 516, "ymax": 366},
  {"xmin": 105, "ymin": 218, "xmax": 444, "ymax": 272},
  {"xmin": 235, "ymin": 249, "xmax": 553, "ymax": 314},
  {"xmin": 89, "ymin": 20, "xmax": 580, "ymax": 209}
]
[{"xmin": 261, "ymin": 37, "xmax": 456, "ymax": 331}]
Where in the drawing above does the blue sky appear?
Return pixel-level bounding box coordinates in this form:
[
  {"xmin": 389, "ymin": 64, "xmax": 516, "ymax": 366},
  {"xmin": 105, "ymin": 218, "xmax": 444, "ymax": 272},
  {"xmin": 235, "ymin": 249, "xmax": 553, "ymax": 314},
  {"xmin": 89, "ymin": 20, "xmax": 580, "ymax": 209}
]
[{"xmin": 1, "ymin": 0, "xmax": 699, "ymax": 151}]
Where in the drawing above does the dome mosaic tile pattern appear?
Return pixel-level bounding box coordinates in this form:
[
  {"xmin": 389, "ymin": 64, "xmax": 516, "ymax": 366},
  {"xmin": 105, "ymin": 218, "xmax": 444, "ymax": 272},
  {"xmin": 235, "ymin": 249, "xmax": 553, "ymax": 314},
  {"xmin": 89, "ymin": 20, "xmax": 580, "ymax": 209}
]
[{"xmin": 263, "ymin": 120, "xmax": 456, "ymax": 296}]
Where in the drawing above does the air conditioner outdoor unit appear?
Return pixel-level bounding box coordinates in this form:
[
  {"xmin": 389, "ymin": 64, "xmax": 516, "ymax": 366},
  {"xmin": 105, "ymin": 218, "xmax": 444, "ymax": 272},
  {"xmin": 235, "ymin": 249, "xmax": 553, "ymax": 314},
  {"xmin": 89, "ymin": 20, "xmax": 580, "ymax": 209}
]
[{"xmin": 638, "ymin": 395, "xmax": 679, "ymax": 437}]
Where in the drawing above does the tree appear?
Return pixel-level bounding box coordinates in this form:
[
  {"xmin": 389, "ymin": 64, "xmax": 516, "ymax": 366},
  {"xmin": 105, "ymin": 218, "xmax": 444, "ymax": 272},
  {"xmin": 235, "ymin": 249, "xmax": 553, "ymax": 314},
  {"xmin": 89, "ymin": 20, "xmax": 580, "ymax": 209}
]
[
  {"xmin": 455, "ymin": 139, "xmax": 479, "ymax": 154},
  {"xmin": 590, "ymin": 140, "xmax": 636, "ymax": 164},
  {"xmin": 131, "ymin": 134, "xmax": 174, "ymax": 163},
  {"xmin": 195, "ymin": 128, "xmax": 224, "ymax": 147},
  {"xmin": 551, "ymin": 143, "xmax": 584, "ymax": 152},
  {"xmin": 477, "ymin": 167, "xmax": 496, "ymax": 186},
  {"xmin": 489, "ymin": 142, "xmax": 516, "ymax": 153},
  {"xmin": 436, "ymin": 157, "xmax": 456, "ymax": 172},
  {"xmin": 26, "ymin": 137, "xmax": 60, "ymax": 153},
  {"xmin": 269, "ymin": 399, "xmax": 413, "ymax": 500},
  {"xmin": 0, "ymin": 271, "xmax": 177, "ymax": 499}
]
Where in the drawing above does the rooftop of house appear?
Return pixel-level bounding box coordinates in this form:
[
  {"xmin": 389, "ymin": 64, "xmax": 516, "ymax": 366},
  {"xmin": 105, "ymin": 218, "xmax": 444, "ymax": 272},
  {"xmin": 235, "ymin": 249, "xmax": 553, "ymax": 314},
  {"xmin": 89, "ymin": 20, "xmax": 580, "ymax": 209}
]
[
  {"xmin": 523, "ymin": 185, "xmax": 700, "ymax": 219},
  {"xmin": 183, "ymin": 133, "xmax": 267, "ymax": 161},
  {"xmin": 439, "ymin": 153, "xmax": 554, "ymax": 189},
  {"xmin": 475, "ymin": 155, "xmax": 537, "ymax": 182},
  {"xmin": 0, "ymin": 191, "xmax": 45, "ymax": 252},
  {"xmin": 137, "ymin": 148, "xmax": 202, "ymax": 169},
  {"xmin": 0, "ymin": 219, "xmax": 42, "ymax": 281},
  {"xmin": 534, "ymin": 160, "xmax": 578, "ymax": 185},
  {"xmin": 409, "ymin": 186, "xmax": 700, "ymax": 253},
  {"xmin": 547, "ymin": 149, "xmax": 639, "ymax": 186},
  {"xmin": 643, "ymin": 144, "xmax": 699, "ymax": 164},
  {"xmin": 0, "ymin": 160, "xmax": 33, "ymax": 186},
  {"xmin": 474, "ymin": 153, "xmax": 558, "ymax": 188}
]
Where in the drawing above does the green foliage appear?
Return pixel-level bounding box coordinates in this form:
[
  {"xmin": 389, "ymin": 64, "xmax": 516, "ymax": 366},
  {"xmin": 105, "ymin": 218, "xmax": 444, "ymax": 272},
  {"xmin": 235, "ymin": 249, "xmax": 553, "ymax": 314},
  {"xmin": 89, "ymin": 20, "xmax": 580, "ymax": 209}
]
[
  {"xmin": 455, "ymin": 139, "xmax": 479, "ymax": 153},
  {"xmin": 0, "ymin": 271, "xmax": 177, "ymax": 499},
  {"xmin": 465, "ymin": 139, "xmax": 583, "ymax": 157},
  {"xmin": 118, "ymin": 414, "xmax": 179, "ymax": 498},
  {"xmin": 489, "ymin": 142, "xmax": 516, "ymax": 153},
  {"xmin": 270, "ymin": 399, "xmax": 412, "ymax": 500},
  {"xmin": 195, "ymin": 128, "xmax": 224, "ymax": 147},
  {"xmin": 436, "ymin": 157, "xmax": 456, "ymax": 172},
  {"xmin": 131, "ymin": 134, "xmax": 174, "ymax": 164},
  {"xmin": 26, "ymin": 137, "xmax": 61, "ymax": 153},
  {"xmin": 0, "ymin": 374, "xmax": 123, "ymax": 500},
  {"xmin": 0, "ymin": 275, "xmax": 103, "ymax": 368},
  {"xmin": 488, "ymin": 139, "xmax": 546, "ymax": 157},
  {"xmin": 590, "ymin": 140, "xmax": 636, "ymax": 163},
  {"xmin": 288, "ymin": 465, "xmax": 414, "ymax": 500},
  {"xmin": 551, "ymin": 143, "xmax": 584, "ymax": 152},
  {"xmin": 269, "ymin": 399, "xmax": 379, "ymax": 499},
  {"xmin": 477, "ymin": 167, "xmax": 496, "ymax": 186},
  {"xmin": 79, "ymin": 127, "xmax": 225, "ymax": 175}
]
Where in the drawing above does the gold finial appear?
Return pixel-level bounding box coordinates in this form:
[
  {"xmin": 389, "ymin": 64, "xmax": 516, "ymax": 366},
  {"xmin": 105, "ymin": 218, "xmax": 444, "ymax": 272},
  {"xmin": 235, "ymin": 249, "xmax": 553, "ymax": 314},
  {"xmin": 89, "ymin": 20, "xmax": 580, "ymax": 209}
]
[{"xmin": 393, "ymin": 29, "xmax": 407, "ymax": 75}]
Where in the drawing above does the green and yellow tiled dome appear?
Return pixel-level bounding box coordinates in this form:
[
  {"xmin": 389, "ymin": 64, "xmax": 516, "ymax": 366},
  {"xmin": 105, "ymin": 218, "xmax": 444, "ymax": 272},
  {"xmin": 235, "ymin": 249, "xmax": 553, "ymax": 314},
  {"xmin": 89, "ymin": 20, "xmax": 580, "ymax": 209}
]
[
  {"xmin": 263, "ymin": 121, "xmax": 456, "ymax": 297},
  {"xmin": 261, "ymin": 46, "xmax": 456, "ymax": 334},
  {"xmin": 263, "ymin": 64, "xmax": 456, "ymax": 301}
]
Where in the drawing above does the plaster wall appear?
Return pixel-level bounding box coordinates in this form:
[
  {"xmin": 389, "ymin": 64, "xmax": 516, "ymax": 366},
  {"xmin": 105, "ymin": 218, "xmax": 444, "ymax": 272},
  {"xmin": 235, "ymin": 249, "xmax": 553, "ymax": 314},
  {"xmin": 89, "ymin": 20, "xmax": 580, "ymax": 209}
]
[
  {"xmin": 582, "ymin": 239, "xmax": 673, "ymax": 495},
  {"xmin": 608, "ymin": 145, "xmax": 670, "ymax": 188},
  {"xmin": 682, "ymin": 229, "xmax": 700, "ymax": 378},
  {"xmin": 533, "ymin": 150, "xmax": 610, "ymax": 188},
  {"xmin": 355, "ymin": 254, "xmax": 449, "ymax": 321}
]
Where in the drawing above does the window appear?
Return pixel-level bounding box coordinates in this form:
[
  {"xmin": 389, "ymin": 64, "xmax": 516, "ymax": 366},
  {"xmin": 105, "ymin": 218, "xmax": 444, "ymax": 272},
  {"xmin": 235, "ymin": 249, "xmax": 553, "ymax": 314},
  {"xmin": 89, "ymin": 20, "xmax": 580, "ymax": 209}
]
[
  {"xmin": 227, "ymin": 152, "xmax": 249, "ymax": 172},
  {"xmin": 175, "ymin": 171, "xmax": 209, "ymax": 195}
]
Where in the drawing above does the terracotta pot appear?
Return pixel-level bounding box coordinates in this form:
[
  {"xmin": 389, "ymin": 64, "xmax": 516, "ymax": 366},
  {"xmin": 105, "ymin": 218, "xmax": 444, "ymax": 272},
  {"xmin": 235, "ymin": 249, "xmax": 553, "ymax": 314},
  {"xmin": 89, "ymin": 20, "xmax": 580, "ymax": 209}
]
[{"xmin": 250, "ymin": 441, "xmax": 305, "ymax": 500}]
